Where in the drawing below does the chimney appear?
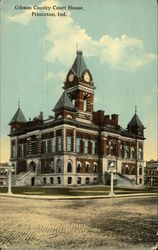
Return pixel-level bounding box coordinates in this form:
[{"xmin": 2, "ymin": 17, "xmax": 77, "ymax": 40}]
[
  {"xmin": 111, "ymin": 114, "xmax": 118, "ymax": 125},
  {"xmin": 39, "ymin": 112, "xmax": 43, "ymax": 120}
]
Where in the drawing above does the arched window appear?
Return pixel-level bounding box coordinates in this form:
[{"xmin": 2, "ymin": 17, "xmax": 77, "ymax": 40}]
[
  {"xmin": 85, "ymin": 177, "xmax": 90, "ymax": 185},
  {"xmin": 139, "ymin": 165, "xmax": 142, "ymax": 175},
  {"xmin": 131, "ymin": 148, "xmax": 135, "ymax": 159},
  {"xmin": 68, "ymin": 177, "xmax": 72, "ymax": 184},
  {"xmin": 50, "ymin": 177, "xmax": 53, "ymax": 184},
  {"xmin": 125, "ymin": 165, "xmax": 129, "ymax": 175},
  {"xmin": 67, "ymin": 162, "xmax": 72, "ymax": 173},
  {"xmin": 132, "ymin": 166, "xmax": 135, "ymax": 175},
  {"xmin": 76, "ymin": 162, "xmax": 82, "ymax": 173},
  {"xmin": 43, "ymin": 177, "xmax": 46, "ymax": 185},
  {"xmin": 29, "ymin": 161, "xmax": 36, "ymax": 172},
  {"xmin": 77, "ymin": 177, "xmax": 81, "ymax": 184},
  {"xmin": 93, "ymin": 177, "xmax": 98, "ymax": 184},
  {"xmin": 93, "ymin": 163, "xmax": 97, "ymax": 173},
  {"xmin": 56, "ymin": 159, "xmax": 62, "ymax": 173},
  {"xmin": 57, "ymin": 177, "xmax": 61, "ymax": 184},
  {"xmin": 85, "ymin": 163, "xmax": 90, "ymax": 173}
]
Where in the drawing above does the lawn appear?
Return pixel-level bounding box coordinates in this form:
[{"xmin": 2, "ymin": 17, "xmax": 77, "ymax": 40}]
[{"xmin": 0, "ymin": 185, "xmax": 157, "ymax": 196}]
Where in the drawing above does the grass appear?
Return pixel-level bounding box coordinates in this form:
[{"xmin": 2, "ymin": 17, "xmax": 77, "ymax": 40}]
[{"xmin": 0, "ymin": 185, "xmax": 157, "ymax": 196}]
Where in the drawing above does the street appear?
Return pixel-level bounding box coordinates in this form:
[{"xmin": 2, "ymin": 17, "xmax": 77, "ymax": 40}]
[{"xmin": 0, "ymin": 196, "xmax": 157, "ymax": 249}]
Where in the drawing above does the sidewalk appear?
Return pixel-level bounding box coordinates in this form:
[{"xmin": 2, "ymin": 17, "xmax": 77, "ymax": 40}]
[{"xmin": 0, "ymin": 192, "xmax": 157, "ymax": 200}]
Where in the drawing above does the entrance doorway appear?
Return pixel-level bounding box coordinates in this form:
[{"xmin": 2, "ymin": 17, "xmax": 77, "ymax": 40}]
[
  {"xmin": 29, "ymin": 161, "xmax": 36, "ymax": 172},
  {"xmin": 31, "ymin": 177, "xmax": 35, "ymax": 186}
]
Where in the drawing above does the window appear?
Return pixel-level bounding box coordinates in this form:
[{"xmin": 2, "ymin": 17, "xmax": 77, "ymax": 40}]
[
  {"xmin": 50, "ymin": 138, "xmax": 55, "ymax": 153},
  {"xmin": 76, "ymin": 162, "xmax": 82, "ymax": 173},
  {"xmin": 106, "ymin": 141, "xmax": 109, "ymax": 155},
  {"xmin": 50, "ymin": 161, "xmax": 54, "ymax": 173},
  {"xmin": 139, "ymin": 165, "xmax": 142, "ymax": 175},
  {"xmin": 131, "ymin": 148, "xmax": 135, "ymax": 159},
  {"xmin": 67, "ymin": 162, "xmax": 72, "ymax": 173},
  {"xmin": 76, "ymin": 137, "xmax": 81, "ymax": 153},
  {"xmin": 42, "ymin": 140, "xmax": 49, "ymax": 154},
  {"xmin": 94, "ymin": 177, "xmax": 98, "ymax": 184},
  {"xmin": 57, "ymin": 177, "xmax": 61, "ymax": 184},
  {"xmin": 93, "ymin": 164, "xmax": 97, "ymax": 173},
  {"xmin": 57, "ymin": 136, "xmax": 62, "ymax": 152},
  {"xmin": 18, "ymin": 145, "xmax": 23, "ymax": 158},
  {"xmin": 11, "ymin": 145, "xmax": 16, "ymax": 158},
  {"xmin": 85, "ymin": 177, "xmax": 90, "ymax": 185},
  {"xmin": 85, "ymin": 163, "xmax": 90, "ymax": 173},
  {"xmin": 43, "ymin": 177, "xmax": 46, "ymax": 185},
  {"xmin": 132, "ymin": 166, "xmax": 135, "ymax": 175},
  {"xmin": 31, "ymin": 142, "xmax": 37, "ymax": 155},
  {"xmin": 23, "ymin": 144, "xmax": 27, "ymax": 156},
  {"xmin": 77, "ymin": 177, "xmax": 81, "ymax": 184},
  {"xmin": 111, "ymin": 141, "xmax": 115, "ymax": 155},
  {"xmin": 138, "ymin": 148, "xmax": 143, "ymax": 160},
  {"xmin": 68, "ymin": 177, "xmax": 72, "ymax": 184},
  {"xmin": 84, "ymin": 139, "xmax": 89, "ymax": 154},
  {"xmin": 72, "ymin": 99, "xmax": 75, "ymax": 106},
  {"xmin": 83, "ymin": 96, "xmax": 87, "ymax": 111},
  {"xmin": 125, "ymin": 145, "xmax": 130, "ymax": 159},
  {"xmin": 125, "ymin": 165, "xmax": 129, "ymax": 175},
  {"xmin": 50, "ymin": 177, "xmax": 53, "ymax": 184},
  {"xmin": 92, "ymin": 140, "xmax": 96, "ymax": 154},
  {"xmin": 67, "ymin": 135, "xmax": 72, "ymax": 152},
  {"xmin": 56, "ymin": 159, "xmax": 62, "ymax": 173},
  {"xmin": 42, "ymin": 141, "xmax": 46, "ymax": 154},
  {"xmin": 120, "ymin": 143, "xmax": 124, "ymax": 158}
]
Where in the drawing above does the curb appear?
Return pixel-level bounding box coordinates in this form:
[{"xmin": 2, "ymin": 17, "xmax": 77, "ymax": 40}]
[{"xmin": 0, "ymin": 193, "xmax": 157, "ymax": 201}]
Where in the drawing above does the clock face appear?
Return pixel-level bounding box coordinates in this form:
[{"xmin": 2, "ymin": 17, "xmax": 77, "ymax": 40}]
[
  {"xmin": 84, "ymin": 72, "xmax": 90, "ymax": 82},
  {"xmin": 69, "ymin": 73, "xmax": 74, "ymax": 82}
]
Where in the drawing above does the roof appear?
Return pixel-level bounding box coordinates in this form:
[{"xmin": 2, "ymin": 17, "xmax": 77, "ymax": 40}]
[
  {"xmin": 71, "ymin": 50, "xmax": 88, "ymax": 77},
  {"xmin": 9, "ymin": 108, "xmax": 27, "ymax": 124},
  {"xmin": 54, "ymin": 91, "xmax": 76, "ymax": 112},
  {"xmin": 128, "ymin": 113, "xmax": 145, "ymax": 129}
]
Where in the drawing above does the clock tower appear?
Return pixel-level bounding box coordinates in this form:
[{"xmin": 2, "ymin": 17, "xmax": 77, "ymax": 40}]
[{"xmin": 64, "ymin": 50, "xmax": 95, "ymax": 120}]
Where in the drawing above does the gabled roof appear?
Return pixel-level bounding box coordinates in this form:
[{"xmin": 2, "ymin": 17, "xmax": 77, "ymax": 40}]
[
  {"xmin": 128, "ymin": 113, "xmax": 145, "ymax": 129},
  {"xmin": 9, "ymin": 108, "xmax": 27, "ymax": 125},
  {"xmin": 54, "ymin": 91, "xmax": 76, "ymax": 112},
  {"xmin": 71, "ymin": 50, "xmax": 88, "ymax": 77}
]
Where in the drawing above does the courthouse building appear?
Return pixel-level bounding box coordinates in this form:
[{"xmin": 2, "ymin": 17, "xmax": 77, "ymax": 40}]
[{"xmin": 9, "ymin": 50, "xmax": 145, "ymax": 186}]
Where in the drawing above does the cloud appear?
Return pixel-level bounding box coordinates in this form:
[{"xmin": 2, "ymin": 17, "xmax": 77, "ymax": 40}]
[
  {"xmin": 46, "ymin": 71, "xmax": 54, "ymax": 81},
  {"xmin": 5, "ymin": 0, "xmax": 157, "ymax": 72},
  {"xmin": 7, "ymin": 10, "xmax": 33, "ymax": 25}
]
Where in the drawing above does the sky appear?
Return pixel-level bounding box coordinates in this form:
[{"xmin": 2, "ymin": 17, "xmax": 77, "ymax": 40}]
[{"xmin": 0, "ymin": 0, "xmax": 157, "ymax": 163}]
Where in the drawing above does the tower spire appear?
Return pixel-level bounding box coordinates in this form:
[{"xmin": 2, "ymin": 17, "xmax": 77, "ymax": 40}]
[
  {"xmin": 135, "ymin": 105, "xmax": 137, "ymax": 114},
  {"xmin": 18, "ymin": 101, "xmax": 20, "ymax": 109}
]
